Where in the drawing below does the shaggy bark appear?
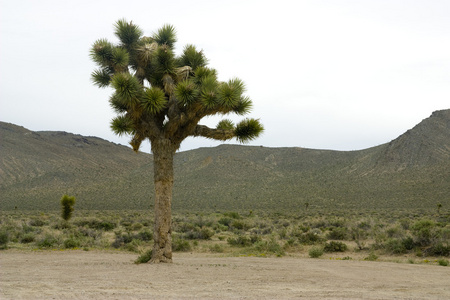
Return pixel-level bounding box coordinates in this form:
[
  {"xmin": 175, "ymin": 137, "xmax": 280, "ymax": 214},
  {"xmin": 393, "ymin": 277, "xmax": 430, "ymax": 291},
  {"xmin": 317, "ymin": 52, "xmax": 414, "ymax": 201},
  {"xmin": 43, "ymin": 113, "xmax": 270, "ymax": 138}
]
[{"xmin": 150, "ymin": 139, "xmax": 177, "ymax": 263}]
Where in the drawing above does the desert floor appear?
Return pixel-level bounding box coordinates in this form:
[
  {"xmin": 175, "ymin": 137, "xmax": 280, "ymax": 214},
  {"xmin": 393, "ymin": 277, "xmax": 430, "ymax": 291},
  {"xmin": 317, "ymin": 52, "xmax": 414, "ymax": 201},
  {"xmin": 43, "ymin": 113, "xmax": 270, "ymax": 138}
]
[{"xmin": 1, "ymin": 250, "xmax": 449, "ymax": 299}]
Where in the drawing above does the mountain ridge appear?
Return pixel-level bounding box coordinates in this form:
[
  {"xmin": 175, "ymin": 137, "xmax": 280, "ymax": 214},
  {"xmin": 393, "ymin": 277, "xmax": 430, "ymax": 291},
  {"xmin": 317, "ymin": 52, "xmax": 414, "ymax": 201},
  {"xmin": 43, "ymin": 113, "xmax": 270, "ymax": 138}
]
[{"xmin": 1, "ymin": 109, "xmax": 449, "ymax": 211}]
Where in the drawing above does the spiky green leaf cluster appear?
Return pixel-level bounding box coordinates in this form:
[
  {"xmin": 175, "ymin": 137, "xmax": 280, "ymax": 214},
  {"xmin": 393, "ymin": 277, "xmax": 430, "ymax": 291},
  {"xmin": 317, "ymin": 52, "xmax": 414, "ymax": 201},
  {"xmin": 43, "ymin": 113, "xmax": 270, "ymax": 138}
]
[
  {"xmin": 111, "ymin": 115, "xmax": 133, "ymax": 136},
  {"xmin": 114, "ymin": 19, "xmax": 143, "ymax": 47},
  {"xmin": 141, "ymin": 87, "xmax": 167, "ymax": 114},
  {"xmin": 178, "ymin": 45, "xmax": 208, "ymax": 70},
  {"xmin": 111, "ymin": 73, "xmax": 142, "ymax": 106},
  {"xmin": 153, "ymin": 24, "xmax": 177, "ymax": 47},
  {"xmin": 175, "ymin": 80, "xmax": 199, "ymax": 105},
  {"xmin": 217, "ymin": 119, "xmax": 234, "ymax": 130},
  {"xmin": 235, "ymin": 119, "xmax": 264, "ymax": 143}
]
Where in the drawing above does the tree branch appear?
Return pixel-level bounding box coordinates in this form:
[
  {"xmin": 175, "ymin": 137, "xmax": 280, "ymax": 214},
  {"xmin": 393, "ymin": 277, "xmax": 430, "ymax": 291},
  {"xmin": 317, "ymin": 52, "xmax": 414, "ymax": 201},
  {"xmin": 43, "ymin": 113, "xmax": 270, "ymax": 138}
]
[{"xmin": 192, "ymin": 125, "xmax": 235, "ymax": 141}]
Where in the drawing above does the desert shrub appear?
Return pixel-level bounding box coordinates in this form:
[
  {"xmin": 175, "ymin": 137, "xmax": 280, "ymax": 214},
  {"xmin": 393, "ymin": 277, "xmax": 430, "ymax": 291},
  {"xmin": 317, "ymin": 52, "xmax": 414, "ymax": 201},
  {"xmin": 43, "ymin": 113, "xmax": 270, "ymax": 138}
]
[
  {"xmin": 209, "ymin": 244, "xmax": 225, "ymax": 253},
  {"xmin": 64, "ymin": 238, "xmax": 81, "ymax": 249},
  {"xmin": 135, "ymin": 230, "xmax": 153, "ymax": 242},
  {"xmin": 309, "ymin": 247, "xmax": 324, "ymax": 258},
  {"xmin": 227, "ymin": 235, "xmax": 261, "ymax": 247},
  {"xmin": 411, "ymin": 219, "xmax": 436, "ymax": 246},
  {"xmin": 386, "ymin": 225, "xmax": 404, "ymax": 238},
  {"xmin": 75, "ymin": 218, "xmax": 116, "ymax": 231},
  {"xmin": 298, "ymin": 230, "xmax": 324, "ymax": 245},
  {"xmin": 231, "ymin": 220, "xmax": 250, "ymax": 231},
  {"xmin": 357, "ymin": 221, "xmax": 371, "ymax": 230},
  {"xmin": 438, "ymin": 259, "xmax": 449, "ymax": 266},
  {"xmin": 182, "ymin": 226, "xmax": 214, "ymax": 240},
  {"xmin": 29, "ymin": 218, "xmax": 46, "ymax": 227},
  {"xmin": 131, "ymin": 223, "xmax": 143, "ymax": 231},
  {"xmin": 364, "ymin": 252, "xmax": 378, "ymax": 261},
  {"xmin": 78, "ymin": 227, "xmax": 102, "ymax": 240},
  {"xmin": 111, "ymin": 232, "xmax": 133, "ymax": 248},
  {"xmin": 135, "ymin": 249, "xmax": 152, "ymax": 264},
  {"xmin": 253, "ymin": 238, "xmax": 285, "ymax": 256},
  {"xmin": 173, "ymin": 238, "xmax": 191, "ymax": 252},
  {"xmin": 326, "ymin": 227, "xmax": 348, "ymax": 240},
  {"xmin": 37, "ymin": 234, "xmax": 59, "ymax": 248},
  {"xmin": 125, "ymin": 239, "xmax": 144, "ymax": 252},
  {"xmin": 20, "ymin": 233, "xmax": 36, "ymax": 244},
  {"xmin": 324, "ymin": 241, "xmax": 347, "ymax": 252},
  {"xmin": 329, "ymin": 219, "xmax": 346, "ymax": 228},
  {"xmin": 402, "ymin": 236, "xmax": 415, "ymax": 251},
  {"xmin": 218, "ymin": 217, "xmax": 232, "ymax": 228},
  {"xmin": 398, "ymin": 218, "xmax": 411, "ymax": 230},
  {"xmin": 384, "ymin": 238, "xmax": 407, "ymax": 254},
  {"xmin": 0, "ymin": 231, "xmax": 9, "ymax": 249},
  {"xmin": 427, "ymin": 243, "xmax": 450, "ymax": 257},
  {"xmin": 224, "ymin": 212, "xmax": 241, "ymax": 219}
]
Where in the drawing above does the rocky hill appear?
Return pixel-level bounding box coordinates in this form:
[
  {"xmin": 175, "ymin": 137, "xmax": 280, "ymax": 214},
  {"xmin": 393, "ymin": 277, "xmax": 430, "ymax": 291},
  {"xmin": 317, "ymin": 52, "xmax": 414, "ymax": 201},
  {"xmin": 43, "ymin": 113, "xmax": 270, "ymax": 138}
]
[{"xmin": 1, "ymin": 109, "xmax": 449, "ymax": 211}]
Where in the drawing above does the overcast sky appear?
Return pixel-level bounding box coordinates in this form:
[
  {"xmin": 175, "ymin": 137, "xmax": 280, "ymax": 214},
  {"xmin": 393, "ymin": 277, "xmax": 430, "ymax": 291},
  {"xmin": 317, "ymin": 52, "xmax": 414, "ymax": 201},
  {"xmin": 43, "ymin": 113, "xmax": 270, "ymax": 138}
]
[{"xmin": 1, "ymin": 0, "xmax": 449, "ymax": 153}]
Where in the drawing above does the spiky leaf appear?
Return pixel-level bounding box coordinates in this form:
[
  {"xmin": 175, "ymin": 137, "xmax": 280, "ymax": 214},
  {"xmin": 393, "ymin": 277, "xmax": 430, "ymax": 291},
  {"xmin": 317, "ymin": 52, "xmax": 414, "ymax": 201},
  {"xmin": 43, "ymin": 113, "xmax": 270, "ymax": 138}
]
[
  {"xmin": 194, "ymin": 67, "xmax": 217, "ymax": 84},
  {"xmin": 90, "ymin": 39, "xmax": 114, "ymax": 67},
  {"xmin": 91, "ymin": 68, "xmax": 112, "ymax": 88},
  {"xmin": 217, "ymin": 119, "xmax": 234, "ymax": 130},
  {"xmin": 200, "ymin": 76, "xmax": 218, "ymax": 108},
  {"xmin": 178, "ymin": 44, "xmax": 208, "ymax": 70},
  {"xmin": 153, "ymin": 24, "xmax": 177, "ymax": 48},
  {"xmin": 111, "ymin": 73, "xmax": 142, "ymax": 106},
  {"xmin": 109, "ymin": 93, "xmax": 128, "ymax": 113},
  {"xmin": 233, "ymin": 96, "xmax": 253, "ymax": 115},
  {"xmin": 110, "ymin": 115, "xmax": 133, "ymax": 136},
  {"xmin": 141, "ymin": 87, "xmax": 167, "ymax": 114},
  {"xmin": 235, "ymin": 118, "xmax": 264, "ymax": 143},
  {"xmin": 112, "ymin": 47, "xmax": 130, "ymax": 71},
  {"xmin": 175, "ymin": 79, "xmax": 199, "ymax": 105},
  {"xmin": 218, "ymin": 79, "xmax": 244, "ymax": 108},
  {"xmin": 114, "ymin": 19, "xmax": 143, "ymax": 47},
  {"xmin": 153, "ymin": 45, "xmax": 176, "ymax": 75}
]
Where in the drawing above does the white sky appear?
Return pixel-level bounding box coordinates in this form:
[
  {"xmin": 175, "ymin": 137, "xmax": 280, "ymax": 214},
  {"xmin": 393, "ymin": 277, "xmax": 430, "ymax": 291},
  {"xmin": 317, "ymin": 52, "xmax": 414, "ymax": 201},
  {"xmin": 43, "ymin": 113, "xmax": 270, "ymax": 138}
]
[{"xmin": 1, "ymin": 0, "xmax": 449, "ymax": 153}]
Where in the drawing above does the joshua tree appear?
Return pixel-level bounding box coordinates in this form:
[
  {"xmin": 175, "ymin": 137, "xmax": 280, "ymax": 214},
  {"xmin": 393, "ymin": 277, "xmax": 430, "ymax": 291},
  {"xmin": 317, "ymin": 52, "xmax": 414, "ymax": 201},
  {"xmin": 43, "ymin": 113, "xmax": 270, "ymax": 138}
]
[
  {"xmin": 60, "ymin": 194, "xmax": 76, "ymax": 221},
  {"xmin": 90, "ymin": 20, "xmax": 263, "ymax": 263}
]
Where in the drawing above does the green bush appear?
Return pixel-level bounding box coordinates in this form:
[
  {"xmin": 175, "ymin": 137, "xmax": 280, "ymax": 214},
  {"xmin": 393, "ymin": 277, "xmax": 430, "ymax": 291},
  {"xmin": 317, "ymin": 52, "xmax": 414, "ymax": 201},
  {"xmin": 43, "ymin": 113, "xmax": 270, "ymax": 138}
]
[
  {"xmin": 209, "ymin": 244, "xmax": 225, "ymax": 253},
  {"xmin": 326, "ymin": 227, "xmax": 348, "ymax": 240},
  {"xmin": 298, "ymin": 230, "xmax": 324, "ymax": 245},
  {"xmin": 37, "ymin": 234, "xmax": 59, "ymax": 248},
  {"xmin": 309, "ymin": 247, "xmax": 324, "ymax": 258},
  {"xmin": 227, "ymin": 235, "xmax": 261, "ymax": 247},
  {"xmin": 253, "ymin": 238, "xmax": 285, "ymax": 256},
  {"xmin": 384, "ymin": 238, "xmax": 407, "ymax": 254},
  {"xmin": 20, "ymin": 233, "xmax": 36, "ymax": 244},
  {"xmin": 324, "ymin": 241, "xmax": 347, "ymax": 252},
  {"xmin": 428, "ymin": 243, "xmax": 450, "ymax": 257},
  {"xmin": 64, "ymin": 238, "xmax": 81, "ymax": 249},
  {"xmin": 173, "ymin": 238, "xmax": 191, "ymax": 252},
  {"xmin": 0, "ymin": 231, "xmax": 9, "ymax": 249},
  {"xmin": 411, "ymin": 219, "xmax": 436, "ymax": 246},
  {"xmin": 135, "ymin": 230, "xmax": 153, "ymax": 242},
  {"xmin": 29, "ymin": 218, "xmax": 46, "ymax": 227},
  {"xmin": 135, "ymin": 249, "xmax": 153, "ymax": 264},
  {"xmin": 438, "ymin": 259, "xmax": 449, "ymax": 266}
]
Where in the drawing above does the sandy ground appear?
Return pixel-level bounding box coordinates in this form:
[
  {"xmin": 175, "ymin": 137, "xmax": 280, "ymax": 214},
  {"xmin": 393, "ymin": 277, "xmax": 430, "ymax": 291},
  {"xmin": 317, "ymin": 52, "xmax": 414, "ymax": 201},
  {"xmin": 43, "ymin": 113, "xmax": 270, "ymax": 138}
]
[{"xmin": 1, "ymin": 250, "xmax": 449, "ymax": 300}]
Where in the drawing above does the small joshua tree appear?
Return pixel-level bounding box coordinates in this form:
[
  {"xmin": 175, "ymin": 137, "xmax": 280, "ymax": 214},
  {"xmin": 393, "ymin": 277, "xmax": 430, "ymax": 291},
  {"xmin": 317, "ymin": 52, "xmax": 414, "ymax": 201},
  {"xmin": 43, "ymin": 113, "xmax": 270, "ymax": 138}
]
[
  {"xmin": 61, "ymin": 195, "xmax": 76, "ymax": 221},
  {"xmin": 90, "ymin": 19, "xmax": 263, "ymax": 263}
]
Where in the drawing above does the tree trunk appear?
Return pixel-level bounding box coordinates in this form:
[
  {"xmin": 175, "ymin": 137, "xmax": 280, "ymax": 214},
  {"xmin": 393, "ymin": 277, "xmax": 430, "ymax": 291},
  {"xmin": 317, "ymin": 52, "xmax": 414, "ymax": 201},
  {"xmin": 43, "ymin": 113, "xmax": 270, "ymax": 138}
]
[{"xmin": 150, "ymin": 139, "xmax": 176, "ymax": 263}]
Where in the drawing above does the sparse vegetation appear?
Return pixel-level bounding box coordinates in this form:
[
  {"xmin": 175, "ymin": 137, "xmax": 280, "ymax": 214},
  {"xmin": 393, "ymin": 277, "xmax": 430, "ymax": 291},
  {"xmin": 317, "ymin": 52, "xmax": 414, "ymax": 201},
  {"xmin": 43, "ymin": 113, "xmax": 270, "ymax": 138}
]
[{"xmin": 0, "ymin": 209, "xmax": 448, "ymax": 265}]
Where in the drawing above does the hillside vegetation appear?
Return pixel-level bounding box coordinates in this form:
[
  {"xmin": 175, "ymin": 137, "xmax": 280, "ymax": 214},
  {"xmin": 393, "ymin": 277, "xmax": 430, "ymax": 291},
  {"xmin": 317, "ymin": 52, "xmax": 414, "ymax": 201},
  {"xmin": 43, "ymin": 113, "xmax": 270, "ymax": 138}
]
[{"xmin": 1, "ymin": 109, "xmax": 449, "ymax": 211}]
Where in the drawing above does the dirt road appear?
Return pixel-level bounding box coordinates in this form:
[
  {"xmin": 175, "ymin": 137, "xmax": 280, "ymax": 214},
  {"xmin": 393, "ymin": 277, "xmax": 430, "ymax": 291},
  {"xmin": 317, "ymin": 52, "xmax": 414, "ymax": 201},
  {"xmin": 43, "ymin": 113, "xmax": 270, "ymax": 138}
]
[{"xmin": 1, "ymin": 250, "xmax": 449, "ymax": 299}]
